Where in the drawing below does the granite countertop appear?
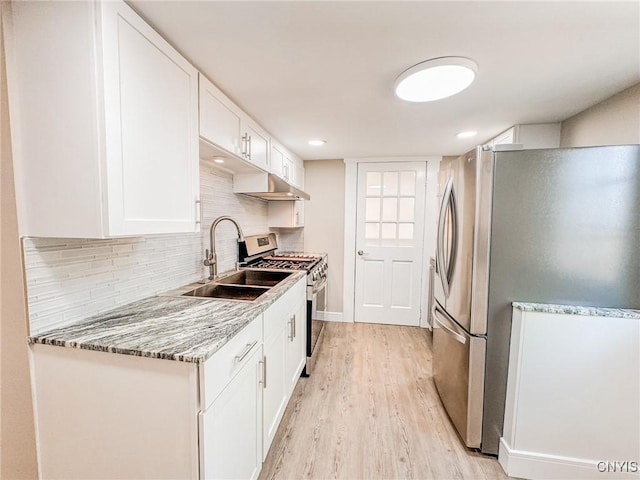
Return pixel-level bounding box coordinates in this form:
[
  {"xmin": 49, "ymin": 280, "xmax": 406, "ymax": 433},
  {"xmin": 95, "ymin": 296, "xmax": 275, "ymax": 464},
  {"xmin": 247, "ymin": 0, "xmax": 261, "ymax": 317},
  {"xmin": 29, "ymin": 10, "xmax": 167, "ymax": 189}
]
[
  {"xmin": 512, "ymin": 302, "xmax": 640, "ymax": 320},
  {"xmin": 29, "ymin": 270, "xmax": 307, "ymax": 364}
]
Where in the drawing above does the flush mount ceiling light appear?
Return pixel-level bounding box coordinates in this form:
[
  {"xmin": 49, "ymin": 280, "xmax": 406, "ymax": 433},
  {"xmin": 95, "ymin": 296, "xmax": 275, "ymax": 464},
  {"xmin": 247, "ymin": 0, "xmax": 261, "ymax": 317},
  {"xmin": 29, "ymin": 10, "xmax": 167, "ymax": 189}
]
[
  {"xmin": 394, "ymin": 57, "xmax": 477, "ymax": 102},
  {"xmin": 308, "ymin": 139, "xmax": 326, "ymax": 146},
  {"xmin": 457, "ymin": 130, "xmax": 478, "ymax": 139}
]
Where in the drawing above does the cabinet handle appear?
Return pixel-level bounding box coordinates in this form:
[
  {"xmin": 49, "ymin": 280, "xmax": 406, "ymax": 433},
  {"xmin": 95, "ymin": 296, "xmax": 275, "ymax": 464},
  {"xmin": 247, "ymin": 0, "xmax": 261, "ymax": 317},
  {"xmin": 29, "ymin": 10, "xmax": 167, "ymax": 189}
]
[
  {"xmin": 247, "ymin": 135, "xmax": 252, "ymax": 159},
  {"xmin": 195, "ymin": 200, "xmax": 202, "ymax": 224},
  {"xmin": 288, "ymin": 314, "xmax": 295, "ymax": 341},
  {"xmin": 235, "ymin": 340, "xmax": 258, "ymax": 362},
  {"xmin": 262, "ymin": 355, "xmax": 267, "ymax": 389},
  {"xmin": 242, "ymin": 133, "xmax": 248, "ymax": 157}
]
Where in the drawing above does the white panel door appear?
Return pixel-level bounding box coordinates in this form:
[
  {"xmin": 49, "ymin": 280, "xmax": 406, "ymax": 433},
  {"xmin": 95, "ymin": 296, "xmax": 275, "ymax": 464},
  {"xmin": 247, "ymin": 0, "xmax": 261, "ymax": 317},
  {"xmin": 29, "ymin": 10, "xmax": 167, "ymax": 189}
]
[{"xmin": 354, "ymin": 162, "xmax": 427, "ymax": 326}]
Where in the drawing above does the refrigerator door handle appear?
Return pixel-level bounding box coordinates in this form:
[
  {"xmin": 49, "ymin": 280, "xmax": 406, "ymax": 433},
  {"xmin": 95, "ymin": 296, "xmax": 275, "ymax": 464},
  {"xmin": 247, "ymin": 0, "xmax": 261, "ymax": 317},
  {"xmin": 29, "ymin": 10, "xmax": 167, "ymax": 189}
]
[
  {"xmin": 446, "ymin": 183, "xmax": 458, "ymax": 289},
  {"xmin": 433, "ymin": 304, "xmax": 467, "ymax": 345},
  {"xmin": 437, "ymin": 177, "xmax": 454, "ymax": 297}
]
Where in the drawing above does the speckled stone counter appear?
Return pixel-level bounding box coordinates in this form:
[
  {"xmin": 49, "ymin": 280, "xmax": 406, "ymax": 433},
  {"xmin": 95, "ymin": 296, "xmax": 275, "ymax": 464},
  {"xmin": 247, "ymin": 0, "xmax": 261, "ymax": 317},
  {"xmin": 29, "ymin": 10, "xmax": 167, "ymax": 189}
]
[
  {"xmin": 512, "ymin": 302, "xmax": 640, "ymax": 319},
  {"xmin": 29, "ymin": 270, "xmax": 307, "ymax": 363}
]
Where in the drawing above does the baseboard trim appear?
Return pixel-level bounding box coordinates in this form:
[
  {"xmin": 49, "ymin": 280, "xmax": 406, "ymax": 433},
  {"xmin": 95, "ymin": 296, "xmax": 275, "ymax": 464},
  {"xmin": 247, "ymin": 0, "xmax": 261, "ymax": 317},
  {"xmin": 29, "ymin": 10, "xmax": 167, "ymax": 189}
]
[
  {"xmin": 498, "ymin": 438, "xmax": 635, "ymax": 479},
  {"xmin": 316, "ymin": 311, "xmax": 349, "ymax": 323}
]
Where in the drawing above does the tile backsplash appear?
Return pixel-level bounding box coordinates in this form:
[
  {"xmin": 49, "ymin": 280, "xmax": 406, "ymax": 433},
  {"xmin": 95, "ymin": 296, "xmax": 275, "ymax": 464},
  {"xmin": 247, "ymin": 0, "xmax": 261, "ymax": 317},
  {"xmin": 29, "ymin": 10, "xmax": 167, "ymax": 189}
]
[{"xmin": 24, "ymin": 162, "xmax": 304, "ymax": 334}]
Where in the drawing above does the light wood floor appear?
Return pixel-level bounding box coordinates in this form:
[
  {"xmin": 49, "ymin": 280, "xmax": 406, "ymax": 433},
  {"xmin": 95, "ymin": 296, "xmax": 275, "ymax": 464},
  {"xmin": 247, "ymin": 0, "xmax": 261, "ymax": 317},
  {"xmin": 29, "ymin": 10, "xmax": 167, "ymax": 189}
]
[{"xmin": 259, "ymin": 322, "xmax": 512, "ymax": 480}]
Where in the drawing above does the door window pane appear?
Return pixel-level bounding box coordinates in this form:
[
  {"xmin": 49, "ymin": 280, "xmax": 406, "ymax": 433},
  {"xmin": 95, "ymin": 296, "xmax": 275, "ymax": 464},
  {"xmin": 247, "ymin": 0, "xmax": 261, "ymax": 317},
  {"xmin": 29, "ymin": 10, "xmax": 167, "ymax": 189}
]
[
  {"xmin": 367, "ymin": 172, "xmax": 382, "ymax": 196},
  {"xmin": 365, "ymin": 223, "xmax": 380, "ymax": 239},
  {"xmin": 399, "ymin": 171, "xmax": 416, "ymax": 196},
  {"xmin": 382, "ymin": 198, "xmax": 398, "ymax": 222},
  {"xmin": 398, "ymin": 223, "xmax": 414, "ymax": 240},
  {"xmin": 366, "ymin": 198, "xmax": 381, "ymax": 221},
  {"xmin": 383, "ymin": 172, "xmax": 398, "ymax": 196},
  {"xmin": 381, "ymin": 223, "xmax": 396, "ymax": 239},
  {"xmin": 399, "ymin": 198, "xmax": 415, "ymax": 222}
]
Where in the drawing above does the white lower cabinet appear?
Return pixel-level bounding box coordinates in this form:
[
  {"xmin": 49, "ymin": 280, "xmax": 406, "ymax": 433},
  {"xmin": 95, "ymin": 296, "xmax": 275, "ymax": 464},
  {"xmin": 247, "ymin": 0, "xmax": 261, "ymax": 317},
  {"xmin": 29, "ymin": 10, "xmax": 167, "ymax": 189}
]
[
  {"xmin": 29, "ymin": 278, "xmax": 307, "ymax": 480},
  {"xmin": 285, "ymin": 300, "xmax": 307, "ymax": 396},
  {"xmin": 200, "ymin": 346, "xmax": 263, "ymax": 480},
  {"xmin": 261, "ymin": 276, "xmax": 307, "ymax": 458},
  {"xmin": 262, "ymin": 312, "xmax": 289, "ymax": 459}
]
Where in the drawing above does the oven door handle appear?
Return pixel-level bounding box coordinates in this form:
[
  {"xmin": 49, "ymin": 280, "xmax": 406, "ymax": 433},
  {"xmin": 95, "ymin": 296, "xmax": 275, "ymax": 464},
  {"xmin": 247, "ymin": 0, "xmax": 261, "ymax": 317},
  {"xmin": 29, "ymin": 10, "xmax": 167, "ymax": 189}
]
[{"xmin": 310, "ymin": 275, "xmax": 328, "ymax": 294}]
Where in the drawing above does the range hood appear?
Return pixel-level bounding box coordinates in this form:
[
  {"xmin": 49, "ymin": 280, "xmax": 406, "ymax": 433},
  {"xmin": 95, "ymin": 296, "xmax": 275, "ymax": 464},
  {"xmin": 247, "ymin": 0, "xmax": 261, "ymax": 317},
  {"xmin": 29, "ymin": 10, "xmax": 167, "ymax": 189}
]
[{"xmin": 233, "ymin": 172, "xmax": 310, "ymax": 201}]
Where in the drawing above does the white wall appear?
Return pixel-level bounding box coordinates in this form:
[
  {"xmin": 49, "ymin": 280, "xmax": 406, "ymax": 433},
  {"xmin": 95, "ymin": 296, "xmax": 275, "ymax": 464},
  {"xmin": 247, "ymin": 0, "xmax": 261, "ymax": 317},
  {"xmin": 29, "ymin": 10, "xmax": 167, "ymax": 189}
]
[
  {"xmin": 560, "ymin": 83, "xmax": 640, "ymax": 147},
  {"xmin": 303, "ymin": 160, "xmax": 345, "ymax": 313},
  {"xmin": 0, "ymin": 11, "xmax": 39, "ymax": 476},
  {"xmin": 23, "ymin": 163, "xmax": 302, "ymax": 335}
]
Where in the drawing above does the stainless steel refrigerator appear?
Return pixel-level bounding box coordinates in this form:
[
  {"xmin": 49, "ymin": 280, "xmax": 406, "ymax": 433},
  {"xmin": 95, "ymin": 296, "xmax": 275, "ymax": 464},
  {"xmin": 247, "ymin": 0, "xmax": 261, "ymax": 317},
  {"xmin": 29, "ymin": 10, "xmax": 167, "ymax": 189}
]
[{"xmin": 432, "ymin": 144, "xmax": 640, "ymax": 455}]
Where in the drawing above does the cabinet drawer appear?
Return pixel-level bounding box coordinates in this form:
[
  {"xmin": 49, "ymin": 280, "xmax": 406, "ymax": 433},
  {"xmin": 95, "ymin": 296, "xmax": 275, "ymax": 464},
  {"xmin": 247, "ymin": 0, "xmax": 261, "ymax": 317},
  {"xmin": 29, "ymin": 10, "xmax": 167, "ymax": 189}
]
[
  {"xmin": 263, "ymin": 277, "xmax": 306, "ymax": 341},
  {"xmin": 202, "ymin": 315, "xmax": 262, "ymax": 408}
]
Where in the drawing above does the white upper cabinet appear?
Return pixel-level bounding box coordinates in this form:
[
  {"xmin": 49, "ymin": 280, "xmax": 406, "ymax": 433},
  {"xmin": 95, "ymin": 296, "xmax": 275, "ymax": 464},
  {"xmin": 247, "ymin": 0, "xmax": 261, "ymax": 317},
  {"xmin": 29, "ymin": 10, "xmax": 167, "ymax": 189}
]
[
  {"xmin": 242, "ymin": 117, "xmax": 270, "ymax": 171},
  {"xmin": 4, "ymin": 1, "xmax": 200, "ymax": 238},
  {"xmin": 268, "ymin": 201, "xmax": 305, "ymax": 228},
  {"xmin": 199, "ymin": 74, "xmax": 243, "ymax": 157},
  {"xmin": 270, "ymin": 140, "xmax": 305, "ymax": 189},
  {"xmin": 283, "ymin": 154, "xmax": 295, "ymax": 184},
  {"xmin": 270, "ymin": 142, "xmax": 286, "ymax": 178},
  {"xmin": 198, "ymin": 74, "xmax": 270, "ymax": 172},
  {"xmin": 484, "ymin": 123, "xmax": 561, "ymax": 150},
  {"xmin": 292, "ymin": 160, "xmax": 305, "ymax": 189}
]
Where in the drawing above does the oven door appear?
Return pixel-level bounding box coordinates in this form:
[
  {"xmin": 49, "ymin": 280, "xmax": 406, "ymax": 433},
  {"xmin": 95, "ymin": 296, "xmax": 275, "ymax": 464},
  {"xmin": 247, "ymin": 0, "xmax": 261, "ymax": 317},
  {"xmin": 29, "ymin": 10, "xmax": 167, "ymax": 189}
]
[{"xmin": 306, "ymin": 277, "xmax": 327, "ymax": 373}]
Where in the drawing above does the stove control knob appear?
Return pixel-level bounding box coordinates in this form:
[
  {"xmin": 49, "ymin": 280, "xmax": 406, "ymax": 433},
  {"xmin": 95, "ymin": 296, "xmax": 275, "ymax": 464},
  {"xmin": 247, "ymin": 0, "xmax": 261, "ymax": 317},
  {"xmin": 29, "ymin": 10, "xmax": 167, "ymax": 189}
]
[{"xmin": 312, "ymin": 273, "xmax": 318, "ymax": 281}]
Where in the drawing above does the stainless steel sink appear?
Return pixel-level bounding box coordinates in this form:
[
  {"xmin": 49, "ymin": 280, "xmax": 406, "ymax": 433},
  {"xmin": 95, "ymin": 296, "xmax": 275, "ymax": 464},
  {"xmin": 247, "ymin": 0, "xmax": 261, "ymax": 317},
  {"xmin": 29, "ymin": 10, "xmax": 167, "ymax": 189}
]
[
  {"xmin": 215, "ymin": 269, "xmax": 292, "ymax": 287},
  {"xmin": 178, "ymin": 268, "xmax": 291, "ymax": 301},
  {"xmin": 182, "ymin": 284, "xmax": 269, "ymax": 301}
]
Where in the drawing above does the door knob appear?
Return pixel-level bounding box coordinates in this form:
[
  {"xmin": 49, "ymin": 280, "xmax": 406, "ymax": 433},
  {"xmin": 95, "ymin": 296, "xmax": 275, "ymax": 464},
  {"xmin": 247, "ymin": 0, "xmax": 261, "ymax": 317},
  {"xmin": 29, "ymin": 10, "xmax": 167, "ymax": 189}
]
[{"xmin": 357, "ymin": 250, "xmax": 365, "ymax": 256}]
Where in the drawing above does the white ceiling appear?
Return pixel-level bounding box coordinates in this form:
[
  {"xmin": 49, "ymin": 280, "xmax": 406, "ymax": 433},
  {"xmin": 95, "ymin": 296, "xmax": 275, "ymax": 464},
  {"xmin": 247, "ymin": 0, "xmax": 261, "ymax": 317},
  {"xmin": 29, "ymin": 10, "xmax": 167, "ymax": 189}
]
[{"xmin": 128, "ymin": 1, "xmax": 640, "ymax": 160}]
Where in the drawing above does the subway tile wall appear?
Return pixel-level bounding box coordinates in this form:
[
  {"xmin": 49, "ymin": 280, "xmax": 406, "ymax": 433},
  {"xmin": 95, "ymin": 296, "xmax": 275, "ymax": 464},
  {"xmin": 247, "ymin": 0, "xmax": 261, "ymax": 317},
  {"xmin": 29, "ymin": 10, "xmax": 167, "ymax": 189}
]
[{"xmin": 24, "ymin": 162, "xmax": 304, "ymax": 334}]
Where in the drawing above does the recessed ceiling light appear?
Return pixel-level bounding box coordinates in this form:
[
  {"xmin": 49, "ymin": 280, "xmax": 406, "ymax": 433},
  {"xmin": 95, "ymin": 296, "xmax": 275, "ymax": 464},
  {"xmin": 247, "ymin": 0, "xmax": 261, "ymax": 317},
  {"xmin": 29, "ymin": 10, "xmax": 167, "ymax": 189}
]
[
  {"xmin": 394, "ymin": 57, "xmax": 477, "ymax": 102},
  {"xmin": 308, "ymin": 139, "xmax": 326, "ymax": 146},
  {"xmin": 213, "ymin": 157, "xmax": 225, "ymax": 164},
  {"xmin": 457, "ymin": 131, "xmax": 478, "ymax": 139}
]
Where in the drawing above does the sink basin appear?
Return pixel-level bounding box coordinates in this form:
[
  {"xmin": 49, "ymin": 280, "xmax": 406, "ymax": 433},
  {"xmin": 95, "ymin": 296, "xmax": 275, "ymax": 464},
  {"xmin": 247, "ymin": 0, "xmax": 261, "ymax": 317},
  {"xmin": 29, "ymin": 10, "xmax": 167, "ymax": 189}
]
[
  {"xmin": 216, "ymin": 269, "xmax": 292, "ymax": 287},
  {"xmin": 182, "ymin": 284, "xmax": 269, "ymax": 301}
]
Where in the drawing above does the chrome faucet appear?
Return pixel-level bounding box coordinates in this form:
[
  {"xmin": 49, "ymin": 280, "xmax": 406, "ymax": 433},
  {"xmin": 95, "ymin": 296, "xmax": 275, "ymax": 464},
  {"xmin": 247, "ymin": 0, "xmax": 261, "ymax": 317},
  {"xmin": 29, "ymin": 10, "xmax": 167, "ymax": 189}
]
[{"xmin": 204, "ymin": 216, "xmax": 245, "ymax": 281}]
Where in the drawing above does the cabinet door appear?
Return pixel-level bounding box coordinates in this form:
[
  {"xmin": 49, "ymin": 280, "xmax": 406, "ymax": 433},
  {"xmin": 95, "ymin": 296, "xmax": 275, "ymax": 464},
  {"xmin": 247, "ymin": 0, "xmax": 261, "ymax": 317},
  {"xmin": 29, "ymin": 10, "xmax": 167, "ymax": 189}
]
[
  {"xmin": 201, "ymin": 347, "xmax": 263, "ymax": 480},
  {"xmin": 294, "ymin": 201, "xmax": 305, "ymax": 227},
  {"xmin": 262, "ymin": 320, "xmax": 288, "ymax": 460},
  {"xmin": 101, "ymin": 1, "xmax": 199, "ymax": 236},
  {"xmin": 243, "ymin": 118, "xmax": 270, "ymax": 171},
  {"xmin": 270, "ymin": 143, "xmax": 285, "ymax": 178},
  {"xmin": 285, "ymin": 299, "xmax": 307, "ymax": 396},
  {"xmin": 283, "ymin": 155, "xmax": 294, "ymax": 183},
  {"xmin": 199, "ymin": 74, "xmax": 243, "ymax": 157},
  {"xmin": 293, "ymin": 162, "xmax": 305, "ymax": 189},
  {"xmin": 267, "ymin": 201, "xmax": 304, "ymax": 228}
]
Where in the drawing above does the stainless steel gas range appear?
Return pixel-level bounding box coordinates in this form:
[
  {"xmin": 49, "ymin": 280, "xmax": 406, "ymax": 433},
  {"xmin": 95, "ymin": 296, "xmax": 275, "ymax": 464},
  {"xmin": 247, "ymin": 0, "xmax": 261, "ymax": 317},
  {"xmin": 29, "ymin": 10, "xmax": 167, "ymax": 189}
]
[{"xmin": 239, "ymin": 234, "xmax": 328, "ymax": 374}]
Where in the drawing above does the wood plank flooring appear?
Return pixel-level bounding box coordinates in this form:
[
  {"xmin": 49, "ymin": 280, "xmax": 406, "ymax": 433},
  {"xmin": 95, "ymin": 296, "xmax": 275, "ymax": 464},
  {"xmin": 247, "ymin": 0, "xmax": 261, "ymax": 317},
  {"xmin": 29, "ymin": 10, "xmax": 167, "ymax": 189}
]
[{"xmin": 259, "ymin": 322, "xmax": 512, "ymax": 480}]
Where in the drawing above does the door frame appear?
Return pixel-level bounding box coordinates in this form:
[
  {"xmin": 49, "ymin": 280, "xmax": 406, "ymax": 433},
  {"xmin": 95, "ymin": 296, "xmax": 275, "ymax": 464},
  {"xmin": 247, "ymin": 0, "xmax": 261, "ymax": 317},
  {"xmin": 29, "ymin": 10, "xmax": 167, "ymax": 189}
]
[{"xmin": 343, "ymin": 156, "xmax": 442, "ymax": 326}]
